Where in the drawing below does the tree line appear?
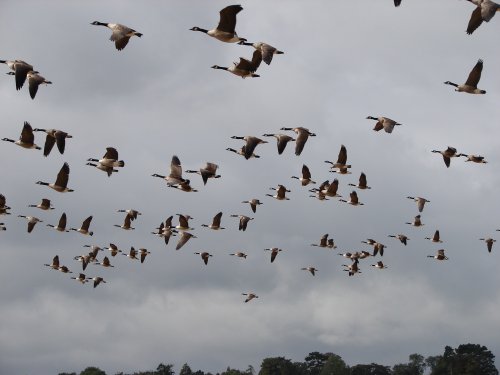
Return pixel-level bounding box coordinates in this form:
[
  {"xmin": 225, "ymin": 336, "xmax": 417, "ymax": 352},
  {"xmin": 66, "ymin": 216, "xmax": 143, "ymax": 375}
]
[{"xmin": 60, "ymin": 343, "xmax": 498, "ymax": 375}]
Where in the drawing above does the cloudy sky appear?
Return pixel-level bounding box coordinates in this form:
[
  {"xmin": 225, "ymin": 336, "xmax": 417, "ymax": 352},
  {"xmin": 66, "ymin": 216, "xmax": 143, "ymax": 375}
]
[{"xmin": 1, "ymin": 1, "xmax": 500, "ymax": 374}]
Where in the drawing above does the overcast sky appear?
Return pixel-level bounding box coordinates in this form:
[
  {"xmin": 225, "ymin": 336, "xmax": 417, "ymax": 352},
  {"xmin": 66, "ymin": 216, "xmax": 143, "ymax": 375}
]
[{"xmin": 1, "ymin": 1, "xmax": 500, "ymax": 374}]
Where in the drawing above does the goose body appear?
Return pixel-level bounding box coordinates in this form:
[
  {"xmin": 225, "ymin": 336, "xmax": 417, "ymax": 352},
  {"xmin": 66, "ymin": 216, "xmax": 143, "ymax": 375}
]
[
  {"xmin": 242, "ymin": 292, "xmax": 258, "ymax": 303},
  {"xmin": 190, "ymin": 5, "xmax": 246, "ymax": 43},
  {"xmin": 18, "ymin": 215, "xmax": 42, "ymax": 233},
  {"xmin": 426, "ymin": 230, "xmax": 443, "ymax": 243},
  {"xmin": 431, "ymin": 147, "xmax": 459, "ymax": 168},
  {"xmin": 44, "ymin": 255, "xmax": 60, "ymax": 270},
  {"xmin": 466, "ymin": 0, "xmax": 500, "ymax": 34},
  {"xmin": 349, "ymin": 172, "xmax": 370, "ymax": 190},
  {"xmin": 230, "ymin": 214, "xmax": 253, "ymax": 231},
  {"xmin": 92, "ymin": 276, "xmax": 106, "ymax": 288},
  {"xmin": 88, "ymin": 147, "xmax": 125, "ymax": 169},
  {"xmin": 291, "ymin": 164, "xmax": 316, "ymax": 186},
  {"xmin": 280, "ymin": 127, "xmax": 316, "ymax": 156},
  {"xmin": 26, "ymin": 71, "xmax": 52, "ymax": 99},
  {"xmin": 0, "ymin": 59, "xmax": 33, "ymax": 89},
  {"xmin": 115, "ymin": 214, "xmax": 135, "ymax": 230},
  {"xmin": 46, "ymin": 212, "xmax": 69, "ymax": 232},
  {"xmin": 428, "ymin": 249, "xmax": 448, "ymax": 260},
  {"xmin": 366, "ymin": 116, "xmax": 402, "ymax": 133},
  {"xmin": 388, "ymin": 234, "xmax": 409, "ymax": 246},
  {"xmin": 407, "ymin": 196, "xmax": 430, "ymax": 212},
  {"xmin": 176, "ymin": 231, "xmax": 196, "ymax": 250},
  {"xmin": 29, "ymin": 198, "xmax": 54, "ymax": 211},
  {"xmin": 325, "ymin": 144, "xmax": 351, "ymax": 171},
  {"xmin": 71, "ymin": 273, "xmax": 90, "ymax": 284},
  {"xmin": 212, "ymin": 50, "xmax": 262, "ymax": 78},
  {"xmin": 242, "ymin": 198, "xmax": 262, "ymax": 213},
  {"xmin": 37, "ymin": 162, "xmax": 74, "ymax": 192},
  {"xmin": 201, "ymin": 212, "xmax": 224, "ymax": 230},
  {"xmin": 406, "ymin": 214, "xmax": 423, "ymax": 227},
  {"xmin": 458, "ymin": 153, "xmax": 488, "ymax": 163},
  {"xmin": 91, "ymin": 21, "xmax": 143, "ymax": 50},
  {"xmin": 444, "ymin": 59, "xmax": 486, "ymax": 94},
  {"xmin": 117, "ymin": 209, "xmax": 142, "ymax": 221},
  {"xmin": 229, "ymin": 251, "xmax": 247, "ymax": 259},
  {"xmin": 238, "ymin": 41, "xmax": 284, "ymax": 65},
  {"xmin": 371, "ymin": 261, "xmax": 387, "ymax": 269},
  {"xmin": 264, "ymin": 247, "xmax": 282, "ymax": 263},
  {"xmin": 311, "ymin": 234, "xmax": 336, "ymax": 249},
  {"xmin": 70, "ymin": 216, "xmax": 93, "ymax": 236},
  {"xmin": 86, "ymin": 162, "xmax": 119, "ymax": 177},
  {"xmin": 226, "ymin": 146, "xmax": 260, "ymax": 159},
  {"xmin": 301, "ymin": 267, "xmax": 318, "ymax": 276},
  {"xmin": 262, "ymin": 133, "xmax": 295, "ymax": 155},
  {"xmin": 152, "ymin": 155, "xmax": 185, "ymax": 186},
  {"xmin": 2, "ymin": 121, "xmax": 41, "ymax": 150},
  {"xmin": 266, "ymin": 185, "xmax": 290, "ymax": 200},
  {"xmin": 104, "ymin": 243, "xmax": 122, "ymax": 257},
  {"xmin": 479, "ymin": 237, "xmax": 496, "ymax": 253},
  {"xmin": 185, "ymin": 162, "xmax": 220, "ymax": 185},
  {"xmin": 230, "ymin": 136, "xmax": 267, "ymax": 159},
  {"xmin": 195, "ymin": 251, "xmax": 213, "ymax": 265},
  {"xmin": 339, "ymin": 191, "xmax": 363, "ymax": 206},
  {"xmin": 33, "ymin": 128, "xmax": 72, "ymax": 156}
]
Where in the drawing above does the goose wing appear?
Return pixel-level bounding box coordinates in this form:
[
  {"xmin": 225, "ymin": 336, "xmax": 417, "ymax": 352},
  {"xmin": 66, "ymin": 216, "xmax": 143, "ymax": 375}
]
[
  {"xmin": 43, "ymin": 134, "xmax": 57, "ymax": 156},
  {"xmin": 464, "ymin": 59, "xmax": 483, "ymax": 87},
  {"xmin": 337, "ymin": 145, "xmax": 347, "ymax": 165},
  {"xmin": 467, "ymin": 6, "xmax": 484, "ymax": 34},
  {"xmin": 170, "ymin": 155, "xmax": 183, "ymax": 179},
  {"xmin": 217, "ymin": 5, "xmax": 243, "ymax": 33},
  {"xmin": 104, "ymin": 147, "xmax": 119, "ymax": 160},
  {"xmin": 212, "ymin": 212, "xmax": 223, "ymax": 227},
  {"xmin": 276, "ymin": 134, "xmax": 293, "ymax": 154},
  {"xmin": 20, "ymin": 121, "xmax": 35, "ymax": 144},
  {"xmin": 359, "ymin": 173, "xmax": 367, "ymax": 188},
  {"xmin": 14, "ymin": 61, "xmax": 33, "ymax": 90},
  {"xmin": 302, "ymin": 164, "xmax": 312, "ymax": 180},
  {"xmin": 394, "ymin": 0, "xmax": 402, "ymax": 6},
  {"xmin": 58, "ymin": 213, "xmax": 67, "ymax": 229},
  {"xmin": 55, "ymin": 131, "xmax": 68, "ymax": 154},
  {"xmin": 261, "ymin": 43, "xmax": 277, "ymax": 65},
  {"xmin": 55, "ymin": 162, "xmax": 70, "ymax": 188}
]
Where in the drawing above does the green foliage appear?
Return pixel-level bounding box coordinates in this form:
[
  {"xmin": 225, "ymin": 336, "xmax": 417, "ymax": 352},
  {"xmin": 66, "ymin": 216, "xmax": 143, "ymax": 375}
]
[
  {"xmin": 318, "ymin": 354, "xmax": 349, "ymax": 375},
  {"xmin": 429, "ymin": 343, "xmax": 498, "ymax": 375},
  {"xmin": 350, "ymin": 363, "xmax": 391, "ymax": 375},
  {"xmin": 80, "ymin": 367, "xmax": 107, "ymax": 375},
  {"xmin": 180, "ymin": 364, "xmax": 193, "ymax": 375},
  {"xmin": 259, "ymin": 356, "xmax": 304, "ymax": 375},
  {"xmin": 156, "ymin": 363, "xmax": 175, "ymax": 375},
  {"xmin": 304, "ymin": 352, "xmax": 329, "ymax": 375},
  {"xmin": 392, "ymin": 353, "xmax": 426, "ymax": 375}
]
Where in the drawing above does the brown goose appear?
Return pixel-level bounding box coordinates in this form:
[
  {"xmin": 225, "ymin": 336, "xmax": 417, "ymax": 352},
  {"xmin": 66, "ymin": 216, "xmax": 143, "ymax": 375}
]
[
  {"xmin": 185, "ymin": 162, "xmax": 221, "ymax": 185},
  {"xmin": 190, "ymin": 5, "xmax": 246, "ymax": 43},
  {"xmin": 18, "ymin": 215, "xmax": 42, "ymax": 233},
  {"xmin": 262, "ymin": 133, "xmax": 295, "ymax": 155},
  {"xmin": 425, "ymin": 230, "xmax": 443, "ymax": 243},
  {"xmin": 229, "ymin": 251, "xmax": 247, "ymax": 259},
  {"xmin": 176, "ymin": 231, "xmax": 196, "ymax": 250},
  {"xmin": 349, "ymin": 172, "xmax": 371, "ymax": 190},
  {"xmin": 466, "ymin": 0, "xmax": 500, "ymax": 34},
  {"xmin": 311, "ymin": 234, "xmax": 336, "ymax": 249},
  {"xmin": 36, "ymin": 162, "xmax": 74, "ymax": 192},
  {"xmin": 339, "ymin": 191, "xmax": 364, "ymax": 206},
  {"xmin": 230, "ymin": 136, "xmax": 268, "ymax": 159},
  {"xmin": 230, "ymin": 214, "xmax": 254, "ymax": 231},
  {"xmin": 70, "ymin": 216, "xmax": 93, "ymax": 236},
  {"xmin": 264, "ymin": 247, "xmax": 282, "ymax": 263},
  {"xmin": 406, "ymin": 214, "xmax": 423, "ymax": 227},
  {"xmin": 407, "ymin": 196, "xmax": 430, "ymax": 213},
  {"xmin": 241, "ymin": 198, "xmax": 262, "ymax": 213},
  {"xmin": 366, "ymin": 116, "xmax": 402, "ymax": 133},
  {"xmin": 427, "ymin": 249, "xmax": 448, "ymax": 260},
  {"xmin": 201, "ymin": 212, "xmax": 225, "ymax": 230},
  {"xmin": 117, "ymin": 209, "xmax": 141, "ymax": 221},
  {"xmin": 238, "ymin": 41, "xmax": 284, "ymax": 65},
  {"xmin": 46, "ymin": 212, "xmax": 69, "ymax": 232},
  {"xmin": 325, "ymin": 144, "xmax": 351, "ymax": 171},
  {"xmin": 458, "ymin": 153, "xmax": 488, "ymax": 163},
  {"xmin": 479, "ymin": 237, "xmax": 496, "ymax": 253},
  {"xmin": 44, "ymin": 255, "xmax": 60, "ymax": 270},
  {"xmin": 194, "ymin": 251, "xmax": 213, "ymax": 265},
  {"xmin": 280, "ymin": 127, "xmax": 316, "ymax": 156},
  {"xmin": 88, "ymin": 147, "xmax": 125, "ymax": 169},
  {"xmin": 444, "ymin": 59, "xmax": 486, "ymax": 94},
  {"xmin": 152, "ymin": 155, "xmax": 185, "ymax": 186},
  {"xmin": 26, "ymin": 71, "xmax": 52, "ymax": 99},
  {"xmin": 431, "ymin": 147, "xmax": 459, "ymax": 168},
  {"xmin": 242, "ymin": 292, "xmax": 258, "ymax": 303},
  {"xmin": 33, "ymin": 128, "xmax": 72, "ymax": 156},
  {"xmin": 388, "ymin": 234, "xmax": 409, "ymax": 246},
  {"xmin": 212, "ymin": 50, "xmax": 263, "ymax": 78},
  {"xmin": 266, "ymin": 185, "xmax": 290, "ymax": 200},
  {"xmin": 2, "ymin": 121, "xmax": 41, "ymax": 150},
  {"xmin": 0, "ymin": 59, "xmax": 33, "ymax": 89},
  {"xmin": 91, "ymin": 21, "xmax": 143, "ymax": 50},
  {"xmin": 29, "ymin": 198, "xmax": 54, "ymax": 211},
  {"xmin": 139, "ymin": 248, "xmax": 150, "ymax": 263},
  {"xmin": 103, "ymin": 243, "xmax": 122, "ymax": 257},
  {"xmin": 291, "ymin": 165, "xmax": 316, "ymax": 186},
  {"xmin": 371, "ymin": 261, "xmax": 387, "ymax": 269},
  {"xmin": 301, "ymin": 267, "xmax": 318, "ymax": 276},
  {"xmin": 71, "ymin": 273, "xmax": 90, "ymax": 284},
  {"xmin": 92, "ymin": 276, "xmax": 106, "ymax": 288}
]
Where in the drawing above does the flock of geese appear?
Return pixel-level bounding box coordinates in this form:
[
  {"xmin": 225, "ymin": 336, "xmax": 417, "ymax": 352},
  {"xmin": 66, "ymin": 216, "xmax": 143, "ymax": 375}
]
[{"xmin": 1, "ymin": 2, "xmax": 499, "ymax": 301}]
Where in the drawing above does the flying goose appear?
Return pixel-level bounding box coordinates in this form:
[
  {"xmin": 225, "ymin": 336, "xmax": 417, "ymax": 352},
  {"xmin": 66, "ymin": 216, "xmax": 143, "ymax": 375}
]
[
  {"xmin": 362, "ymin": 238, "xmax": 377, "ymax": 246},
  {"xmin": 339, "ymin": 191, "xmax": 364, "ymax": 206},
  {"xmin": 311, "ymin": 234, "xmax": 336, "ymax": 249},
  {"xmin": 185, "ymin": 162, "xmax": 221, "ymax": 185},
  {"xmin": 311, "ymin": 179, "xmax": 341, "ymax": 198},
  {"xmin": 86, "ymin": 162, "xmax": 119, "ymax": 177},
  {"xmin": 444, "ymin": 59, "xmax": 486, "ymax": 94},
  {"xmin": 117, "ymin": 209, "xmax": 141, "ymax": 221},
  {"xmin": 458, "ymin": 153, "xmax": 488, "ymax": 163},
  {"xmin": 301, "ymin": 267, "xmax": 318, "ymax": 276},
  {"xmin": 176, "ymin": 214, "xmax": 194, "ymax": 231},
  {"xmin": 349, "ymin": 172, "xmax": 371, "ymax": 190},
  {"xmin": 201, "ymin": 212, "xmax": 224, "ymax": 230},
  {"xmin": 70, "ymin": 216, "xmax": 93, "ymax": 236},
  {"xmin": 406, "ymin": 214, "xmax": 423, "ymax": 227},
  {"xmin": 139, "ymin": 248, "xmax": 150, "ymax": 263},
  {"xmin": 388, "ymin": 234, "xmax": 409, "ymax": 246},
  {"xmin": 92, "ymin": 276, "xmax": 106, "ymax": 288},
  {"xmin": 58, "ymin": 265, "xmax": 72, "ymax": 274},
  {"xmin": 152, "ymin": 155, "xmax": 185, "ymax": 186},
  {"xmin": 46, "ymin": 212, "xmax": 69, "ymax": 232},
  {"xmin": 394, "ymin": 0, "xmax": 402, "ymax": 6},
  {"xmin": 242, "ymin": 198, "xmax": 262, "ymax": 213},
  {"xmin": 114, "ymin": 214, "xmax": 135, "ymax": 230},
  {"xmin": 431, "ymin": 147, "xmax": 459, "ymax": 168},
  {"xmin": 280, "ymin": 127, "xmax": 316, "ymax": 155},
  {"xmin": 169, "ymin": 179, "xmax": 198, "ymax": 192},
  {"xmin": 2, "ymin": 121, "xmax": 41, "ymax": 150},
  {"xmin": 371, "ymin": 261, "xmax": 387, "ymax": 269},
  {"xmin": 123, "ymin": 247, "xmax": 138, "ymax": 260},
  {"xmin": 264, "ymin": 247, "xmax": 282, "ymax": 263},
  {"xmin": 0, "ymin": 194, "xmax": 10, "ymax": 215},
  {"xmin": 466, "ymin": 0, "xmax": 500, "ymax": 35},
  {"xmin": 230, "ymin": 214, "xmax": 254, "ymax": 231},
  {"xmin": 226, "ymin": 146, "xmax": 260, "ymax": 159},
  {"xmin": 230, "ymin": 136, "xmax": 268, "ymax": 160},
  {"xmin": 29, "ymin": 198, "xmax": 54, "ymax": 211},
  {"xmin": 262, "ymin": 133, "xmax": 295, "ymax": 155},
  {"xmin": 407, "ymin": 196, "xmax": 430, "ymax": 213},
  {"xmin": 309, "ymin": 189, "xmax": 328, "ymax": 201},
  {"xmin": 426, "ymin": 230, "xmax": 443, "ymax": 243},
  {"xmin": 325, "ymin": 144, "xmax": 351, "ymax": 171},
  {"xmin": 238, "ymin": 41, "xmax": 284, "ymax": 65},
  {"xmin": 74, "ymin": 254, "xmax": 92, "ymax": 271},
  {"xmin": 0, "ymin": 59, "xmax": 33, "ymax": 89},
  {"xmin": 366, "ymin": 116, "xmax": 402, "ymax": 133},
  {"xmin": 229, "ymin": 251, "xmax": 247, "ymax": 259},
  {"xmin": 33, "ymin": 128, "xmax": 72, "ymax": 156},
  {"xmin": 36, "ymin": 162, "xmax": 74, "ymax": 192},
  {"xmin": 176, "ymin": 231, "xmax": 197, "ymax": 250},
  {"xmin": 71, "ymin": 273, "xmax": 90, "ymax": 284},
  {"xmin": 266, "ymin": 185, "xmax": 290, "ymax": 200},
  {"xmin": 44, "ymin": 255, "xmax": 60, "ymax": 270},
  {"xmin": 152, "ymin": 217, "xmax": 176, "ymax": 245},
  {"xmin": 18, "ymin": 215, "xmax": 42, "ymax": 233},
  {"xmin": 372, "ymin": 242, "xmax": 386, "ymax": 257},
  {"xmin": 91, "ymin": 21, "xmax": 143, "ymax": 50},
  {"xmin": 428, "ymin": 249, "xmax": 448, "ymax": 260},
  {"xmin": 88, "ymin": 147, "xmax": 125, "ymax": 169},
  {"xmin": 242, "ymin": 292, "xmax": 258, "ymax": 303},
  {"xmin": 291, "ymin": 165, "xmax": 316, "ymax": 186},
  {"xmin": 103, "ymin": 243, "xmax": 122, "ymax": 257},
  {"xmin": 194, "ymin": 251, "xmax": 213, "ymax": 265},
  {"xmin": 26, "ymin": 71, "xmax": 52, "ymax": 99},
  {"xmin": 190, "ymin": 5, "xmax": 246, "ymax": 43},
  {"xmin": 338, "ymin": 252, "xmax": 354, "ymax": 259},
  {"xmin": 342, "ymin": 259, "xmax": 361, "ymax": 276},
  {"xmin": 98, "ymin": 256, "xmax": 114, "ymax": 267},
  {"xmin": 479, "ymin": 237, "xmax": 496, "ymax": 253},
  {"xmin": 212, "ymin": 50, "xmax": 262, "ymax": 78}
]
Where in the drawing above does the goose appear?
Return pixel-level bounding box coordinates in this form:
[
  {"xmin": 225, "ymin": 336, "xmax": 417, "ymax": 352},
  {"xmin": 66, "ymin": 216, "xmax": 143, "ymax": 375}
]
[
  {"xmin": 26, "ymin": 71, "xmax": 52, "ymax": 99},
  {"xmin": 230, "ymin": 214, "xmax": 254, "ymax": 231},
  {"xmin": 152, "ymin": 155, "xmax": 185, "ymax": 186},
  {"xmin": 349, "ymin": 172, "xmax": 371, "ymax": 190},
  {"xmin": 338, "ymin": 252, "xmax": 354, "ymax": 259},
  {"xmin": 103, "ymin": 243, "xmax": 122, "ymax": 257},
  {"xmin": 312, "ymin": 179, "xmax": 341, "ymax": 198},
  {"xmin": 44, "ymin": 255, "xmax": 60, "ymax": 270},
  {"xmin": 46, "ymin": 212, "xmax": 69, "ymax": 232},
  {"xmin": 185, "ymin": 162, "xmax": 221, "ymax": 185},
  {"xmin": 366, "ymin": 116, "xmax": 402, "ymax": 133},
  {"xmin": 175, "ymin": 214, "xmax": 194, "ymax": 231},
  {"xmin": 230, "ymin": 136, "xmax": 268, "ymax": 160},
  {"xmin": 114, "ymin": 214, "xmax": 134, "ymax": 230},
  {"xmin": 291, "ymin": 164, "xmax": 316, "ymax": 186},
  {"xmin": 17, "ymin": 215, "xmax": 42, "ymax": 233},
  {"xmin": 212, "ymin": 50, "xmax": 262, "ymax": 78},
  {"xmin": 339, "ymin": 191, "xmax": 364, "ymax": 206},
  {"xmin": 388, "ymin": 234, "xmax": 409, "ymax": 246},
  {"xmin": 91, "ymin": 21, "xmax": 143, "ymax": 50},
  {"xmin": 86, "ymin": 162, "xmax": 119, "ymax": 177},
  {"xmin": 266, "ymin": 185, "xmax": 290, "ymax": 200},
  {"xmin": 242, "ymin": 198, "xmax": 262, "ymax": 213},
  {"xmin": 139, "ymin": 248, "xmax": 150, "ymax": 263},
  {"xmin": 92, "ymin": 276, "xmax": 106, "ymax": 288},
  {"xmin": 407, "ymin": 196, "xmax": 430, "ymax": 213},
  {"xmin": 426, "ymin": 230, "xmax": 443, "ymax": 243},
  {"xmin": 201, "ymin": 212, "xmax": 224, "ymax": 230},
  {"xmin": 264, "ymin": 247, "xmax": 282, "ymax": 263},
  {"xmin": 58, "ymin": 265, "xmax": 72, "ymax": 274},
  {"xmin": 70, "ymin": 216, "xmax": 93, "ymax": 236},
  {"xmin": 190, "ymin": 5, "xmax": 246, "ymax": 43},
  {"xmin": 117, "ymin": 209, "xmax": 141, "ymax": 221},
  {"xmin": 168, "ymin": 179, "xmax": 198, "ymax": 192},
  {"xmin": 226, "ymin": 146, "xmax": 260, "ymax": 159},
  {"xmin": 229, "ymin": 251, "xmax": 247, "ymax": 259},
  {"xmin": 457, "ymin": 153, "xmax": 488, "ymax": 163},
  {"xmin": 431, "ymin": 147, "xmax": 460, "ymax": 168},
  {"xmin": 242, "ymin": 292, "xmax": 258, "ymax": 303},
  {"xmin": 479, "ymin": 237, "xmax": 496, "ymax": 253},
  {"xmin": 428, "ymin": 249, "xmax": 449, "ymax": 260},
  {"xmin": 0, "ymin": 59, "xmax": 33, "ymax": 89},
  {"xmin": 83, "ymin": 245, "xmax": 102, "ymax": 259},
  {"xmin": 444, "ymin": 59, "xmax": 486, "ymax": 94},
  {"xmin": 342, "ymin": 259, "xmax": 361, "ymax": 276},
  {"xmin": 362, "ymin": 238, "xmax": 377, "ymax": 246},
  {"xmin": 29, "ymin": 198, "xmax": 54, "ymax": 211},
  {"xmin": 280, "ymin": 127, "xmax": 316, "ymax": 156},
  {"xmin": 262, "ymin": 133, "xmax": 295, "ymax": 154},
  {"xmin": 309, "ymin": 190, "xmax": 328, "ymax": 201},
  {"xmin": 99, "ymin": 256, "xmax": 114, "ymax": 268},
  {"xmin": 74, "ymin": 254, "xmax": 92, "ymax": 271},
  {"xmin": 88, "ymin": 147, "xmax": 125, "ymax": 169},
  {"xmin": 311, "ymin": 234, "xmax": 336, "ymax": 249},
  {"xmin": 330, "ymin": 166, "xmax": 351, "ymax": 175},
  {"xmin": 359, "ymin": 251, "xmax": 372, "ymax": 259},
  {"xmin": 301, "ymin": 267, "xmax": 318, "ymax": 276},
  {"xmin": 371, "ymin": 261, "xmax": 387, "ymax": 269},
  {"xmin": 406, "ymin": 214, "xmax": 423, "ymax": 227},
  {"xmin": 36, "ymin": 162, "xmax": 74, "ymax": 192},
  {"xmin": 0, "ymin": 194, "xmax": 11, "ymax": 214},
  {"xmin": 2, "ymin": 121, "xmax": 41, "ymax": 150},
  {"xmin": 152, "ymin": 217, "xmax": 176, "ymax": 245},
  {"xmin": 394, "ymin": 0, "xmax": 402, "ymax": 6},
  {"xmin": 372, "ymin": 242, "xmax": 386, "ymax": 257},
  {"xmin": 71, "ymin": 273, "xmax": 90, "ymax": 284},
  {"xmin": 123, "ymin": 247, "xmax": 138, "ymax": 260},
  {"xmin": 238, "ymin": 41, "xmax": 284, "ymax": 65},
  {"xmin": 176, "ymin": 231, "xmax": 197, "ymax": 250},
  {"xmin": 466, "ymin": 0, "xmax": 500, "ymax": 35},
  {"xmin": 194, "ymin": 251, "xmax": 213, "ymax": 265},
  {"xmin": 325, "ymin": 145, "xmax": 351, "ymax": 171},
  {"xmin": 33, "ymin": 128, "xmax": 72, "ymax": 156}
]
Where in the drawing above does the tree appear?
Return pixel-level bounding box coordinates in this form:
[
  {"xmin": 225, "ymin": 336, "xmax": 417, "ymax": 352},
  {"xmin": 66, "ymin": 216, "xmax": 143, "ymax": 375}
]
[
  {"xmin": 392, "ymin": 353, "xmax": 426, "ymax": 375},
  {"xmin": 318, "ymin": 354, "xmax": 349, "ymax": 375},
  {"xmin": 429, "ymin": 344, "xmax": 498, "ymax": 375},
  {"xmin": 80, "ymin": 367, "xmax": 107, "ymax": 375},
  {"xmin": 156, "ymin": 363, "xmax": 175, "ymax": 375},
  {"xmin": 180, "ymin": 364, "xmax": 193, "ymax": 375},
  {"xmin": 305, "ymin": 352, "xmax": 329, "ymax": 375},
  {"xmin": 259, "ymin": 357, "xmax": 304, "ymax": 375},
  {"xmin": 350, "ymin": 363, "xmax": 391, "ymax": 375}
]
